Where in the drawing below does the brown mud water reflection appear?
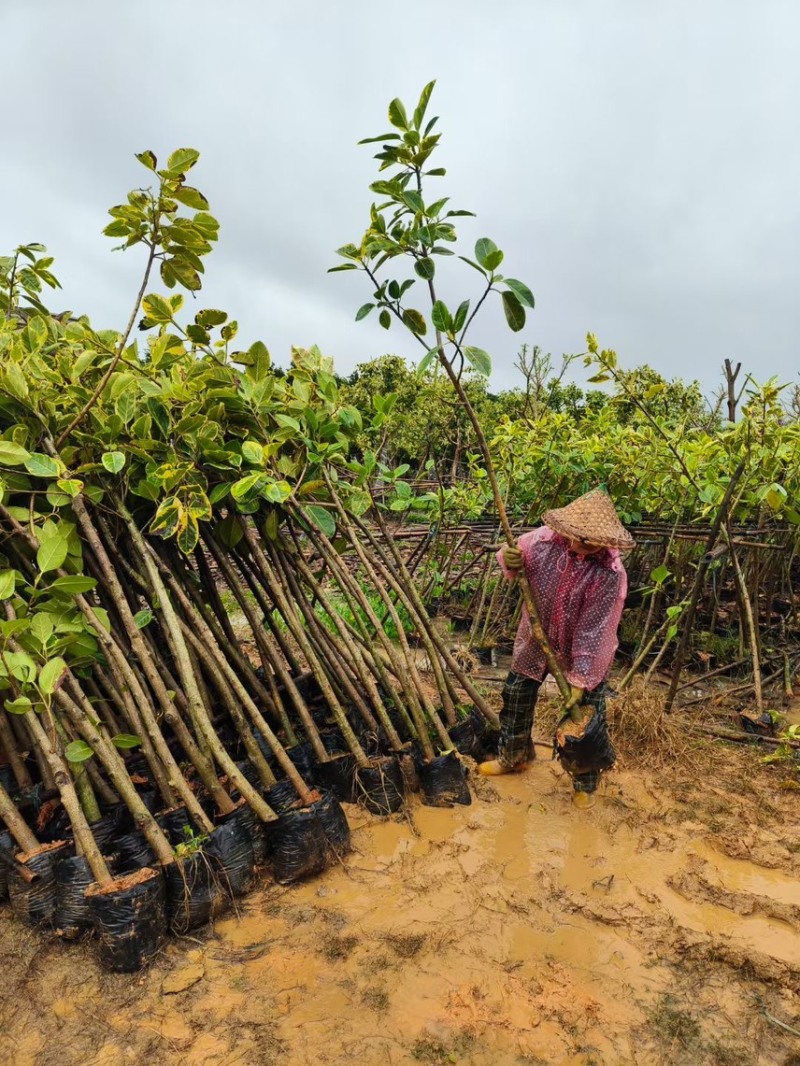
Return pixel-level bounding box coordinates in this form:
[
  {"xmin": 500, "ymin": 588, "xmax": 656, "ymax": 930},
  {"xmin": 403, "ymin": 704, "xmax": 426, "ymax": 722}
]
[{"xmin": 2, "ymin": 761, "xmax": 799, "ymax": 1066}]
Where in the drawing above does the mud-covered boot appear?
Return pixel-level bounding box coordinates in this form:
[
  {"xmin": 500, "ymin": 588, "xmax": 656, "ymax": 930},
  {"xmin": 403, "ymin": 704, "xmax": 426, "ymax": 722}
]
[
  {"xmin": 478, "ymin": 759, "xmax": 528, "ymax": 776},
  {"xmin": 571, "ymin": 790, "xmax": 596, "ymax": 809}
]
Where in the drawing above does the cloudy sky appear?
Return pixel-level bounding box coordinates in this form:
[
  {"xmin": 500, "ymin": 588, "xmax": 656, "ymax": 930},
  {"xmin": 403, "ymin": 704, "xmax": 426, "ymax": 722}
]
[{"xmin": 2, "ymin": 1, "xmax": 798, "ymax": 397}]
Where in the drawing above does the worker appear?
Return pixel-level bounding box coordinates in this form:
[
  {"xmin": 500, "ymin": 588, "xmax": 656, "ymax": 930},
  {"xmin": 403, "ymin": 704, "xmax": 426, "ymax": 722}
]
[{"xmin": 478, "ymin": 488, "xmax": 634, "ymax": 807}]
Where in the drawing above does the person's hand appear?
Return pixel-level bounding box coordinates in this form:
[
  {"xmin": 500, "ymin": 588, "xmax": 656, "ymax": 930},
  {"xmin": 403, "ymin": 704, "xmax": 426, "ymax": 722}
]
[
  {"xmin": 502, "ymin": 543, "xmax": 523, "ymax": 571},
  {"xmin": 564, "ymin": 686, "xmax": 585, "ymax": 710}
]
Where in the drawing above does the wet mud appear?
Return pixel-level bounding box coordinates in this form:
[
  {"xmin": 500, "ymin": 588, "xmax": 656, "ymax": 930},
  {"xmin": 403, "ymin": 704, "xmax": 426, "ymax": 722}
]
[{"xmin": 1, "ymin": 753, "xmax": 799, "ymax": 1066}]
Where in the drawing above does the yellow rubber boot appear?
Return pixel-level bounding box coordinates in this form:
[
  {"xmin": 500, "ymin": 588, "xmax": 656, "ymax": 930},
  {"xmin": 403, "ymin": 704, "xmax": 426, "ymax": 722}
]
[
  {"xmin": 571, "ymin": 790, "xmax": 596, "ymax": 809},
  {"xmin": 478, "ymin": 759, "xmax": 528, "ymax": 776}
]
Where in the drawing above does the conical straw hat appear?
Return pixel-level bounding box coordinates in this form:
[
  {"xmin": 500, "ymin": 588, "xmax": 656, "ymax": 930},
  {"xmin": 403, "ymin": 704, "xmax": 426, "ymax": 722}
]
[{"xmin": 542, "ymin": 489, "xmax": 635, "ymax": 551}]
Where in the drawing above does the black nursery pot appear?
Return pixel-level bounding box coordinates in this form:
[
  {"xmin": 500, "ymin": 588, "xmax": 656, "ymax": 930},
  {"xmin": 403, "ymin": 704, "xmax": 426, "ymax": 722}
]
[
  {"xmin": 88, "ymin": 868, "xmax": 167, "ymax": 974},
  {"xmin": 8, "ymin": 841, "xmax": 71, "ymax": 926},
  {"xmin": 319, "ymin": 728, "xmax": 347, "ymax": 756},
  {"xmin": 394, "ymin": 745, "xmax": 421, "ymax": 794},
  {"xmin": 0, "ymin": 764, "xmax": 14, "ymax": 794},
  {"xmin": 417, "ymin": 751, "xmax": 472, "ymax": 808},
  {"xmin": 115, "ymin": 831, "xmax": 158, "ymax": 874},
  {"xmin": 55, "ymin": 853, "xmax": 95, "ymax": 939},
  {"xmin": 269, "ymin": 790, "xmax": 351, "ymax": 885},
  {"xmin": 0, "ymin": 828, "xmax": 14, "ymax": 901},
  {"xmin": 285, "ymin": 741, "xmax": 320, "ymax": 782},
  {"xmin": 36, "ymin": 803, "xmax": 72, "ymax": 845},
  {"xmin": 264, "ymin": 778, "xmax": 305, "ymax": 814},
  {"xmin": 163, "ymin": 850, "xmax": 225, "ymax": 934},
  {"xmin": 156, "ymin": 805, "xmax": 193, "ymax": 846},
  {"xmin": 234, "ymin": 757, "xmax": 262, "ymax": 789},
  {"xmin": 555, "ymin": 711, "xmax": 616, "ymax": 778},
  {"xmin": 230, "ymin": 804, "xmax": 267, "ymax": 865},
  {"xmin": 87, "ymin": 813, "xmax": 119, "ymax": 853},
  {"xmin": 314, "ymin": 753, "xmax": 358, "ymax": 804},
  {"xmin": 474, "ymin": 723, "xmax": 501, "ymax": 762},
  {"xmin": 355, "ymin": 757, "xmax": 405, "ymax": 816},
  {"xmin": 206, "ymin": 810, "xmax": 256, "ymax": 897},
  {"xmin": 448, "ymin": 707, "xmax": 488, "ymax": 760}
]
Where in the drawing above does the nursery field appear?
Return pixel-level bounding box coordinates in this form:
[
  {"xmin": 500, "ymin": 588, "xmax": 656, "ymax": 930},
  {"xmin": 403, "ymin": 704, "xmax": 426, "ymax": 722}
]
[
  {"xmin": 2, "ymin": 687, "xmax": 800, "ymax": 1066},
  {"xmin": 1, "ymin": 84, "xmax": 799, "ymax": 1065}
]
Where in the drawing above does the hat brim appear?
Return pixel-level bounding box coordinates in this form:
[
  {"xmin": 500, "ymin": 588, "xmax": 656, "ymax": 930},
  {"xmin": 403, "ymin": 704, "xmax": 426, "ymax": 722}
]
[{"xmin": 542, "ymin": 511, "xmax": 636, "ymax": 551}]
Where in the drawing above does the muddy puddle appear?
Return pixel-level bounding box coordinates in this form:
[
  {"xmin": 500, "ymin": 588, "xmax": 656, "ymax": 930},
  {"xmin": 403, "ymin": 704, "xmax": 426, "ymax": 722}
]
[{"xmin": 2, "ymin": 758, "xmax": 799, "ymax": 1066}]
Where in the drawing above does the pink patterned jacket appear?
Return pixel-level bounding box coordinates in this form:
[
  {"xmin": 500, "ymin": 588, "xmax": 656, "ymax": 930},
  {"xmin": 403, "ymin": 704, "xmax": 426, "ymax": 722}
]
[{"xmin": 496, "ymin": 526, "xmax": 627, "ymax": 689}]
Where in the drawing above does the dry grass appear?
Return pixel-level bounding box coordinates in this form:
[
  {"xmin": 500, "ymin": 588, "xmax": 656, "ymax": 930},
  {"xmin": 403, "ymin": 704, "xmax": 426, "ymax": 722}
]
[
  {"xmin": 530, "ymin": 677, "xmax": 715, "ymax": 773},
  {"xmin": 605, "ymin": 679, "xmax": 711, "ymax": 770}
]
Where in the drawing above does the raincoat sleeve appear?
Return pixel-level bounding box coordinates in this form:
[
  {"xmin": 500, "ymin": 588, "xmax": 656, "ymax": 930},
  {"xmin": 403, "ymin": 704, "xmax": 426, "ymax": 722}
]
[
  {"xmin": 565, "ymin": 566, "xmax": 627, "ymax": 690},
  {"xmin": 495, "ymin": 528, "xmax": 547, "ymax": 581}
]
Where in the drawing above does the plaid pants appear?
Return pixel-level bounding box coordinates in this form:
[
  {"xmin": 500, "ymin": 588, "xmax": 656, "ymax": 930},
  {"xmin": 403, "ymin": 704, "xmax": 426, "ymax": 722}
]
[{"xmin": 498, "ymin": 671, "xmax": 609, "ymax": 793}]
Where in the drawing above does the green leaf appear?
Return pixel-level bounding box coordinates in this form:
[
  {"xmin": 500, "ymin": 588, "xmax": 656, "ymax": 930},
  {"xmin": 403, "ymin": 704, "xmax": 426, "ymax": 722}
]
[
  {"xmin": 30, "ymin": 613, "xmax": 54, "ymax": 647},
  {"xmin": 147, "ymin": 397, "xmax": 171, "ymax": 435},
  {"xmin": 388, "ymin": 98, "xmax": 408, "ymax": 130},
  {"xmin": 186, "ymin": 324, "xmax": 210, "ymax": 345},
  {"xmin": 231, "ymin": 473, "xmax": 265, "ymax": 501},
  {"xmin": 273, "ymin": 413, "xmax": 301, "ymax": 432},
  {"xmin": 241, "ymin": 440, "xmax": 264, "ymax": 465},
  {"xmin": 134, "ymin": 609, "xmax": 153, "ymax": 629},
  {"xmin": 501, "ymin": 290, "xmax": 526, "ymax": 332},
  {"xmin": 176, "ymin": 513, "xmax": 200, "ymax": 554},
  {"xmin": 355, "ymin": 303, "xmax": 375, "ymax": 321},
  {"xmin": 263, "ymin": 480, "xmax": 292, "ymax": 504},
  {"xmin": 303, "ymin": 505, "xmax": 336, "ymax": 538},
  {"xmin": 102, "ymin": 451, "xmax": 126, "ymax": 474},
  {"xmin": 131, "ymin": 478, "xmax": 160, "ymax": 502},
  {"xmin": 357, "ymin": 131, "xmax": 401, "ymax": 145},
  {"xmin": 416, "ymin": 348, "xmax": 439, "ymax": 377},
  {"xmin": 135, "ymin": 150, "xmax": 157, "ymax": 171},
  {"xmin": 431, "ymin": 301, "xmax": 452, "ymax": 333},
  {"xmin": 4, "ymin": 696, "xmax": 32, "ymax": 715},
  {"xmin": 402, "ymin": 190, "xmax": 425, "ymax": 214},
  {"xmin": 0, "ymin": 570, "xmax": 15, "ymax": 600},
  {"xmin": 402, "ymin": 309, "xmax": 427, "ymax": 336},
  {"xmin": 172, "ymin": 185, "xmax": 209, "ymax": 210},
  {"xmin": 26, "ymin": 316, "xmax": 48, "ymax": 351},
  {"xmin": 64, "ymin": 739, "xmax": 94, "ymax": 763},
  {"xmin": 163, "ymin": 255, "xmax": 201, "ymax": 292},
  {"xmin": 379, "ymin": 309, "xmax": 391, "ymax": 330},
  {"xmin": 195, "ymin": 308, "xmax": 227, "ymax": 328},
  {"xmin": 474, "ymin": 237, "xmax": 499, "ymax": 270},
  {"xmin": 650, "ymin": 565, "xmax": 670, "ymax": 585},
  {"xmin": 166, "ymin": 147, "xmax": 200, "ymax": 175},
  {"xmin": 208, "ymin": 482, "xmax": 233, "ymax": 505},
  {"xmin": 464, "ymin": 347, "xmax": 492, "ymax": 376},
  {"xmin": 0, "ymin": 441, "xmax": 31, "ymax": 466},
  {"xmin": 50, "ymin": 575, "xmax": 97, "ymax": 596},
  {"xmin": 412, "ymin": 80, "xmax": 436, "ymax": 130},
  {"xmin": 141, "ymin": 294, "xmax": 173, "ymax": 324},
  {"xmin": 503, "ymin": 278, "xmax": 535, "ymax": 309},
  {"xmin": 37, "ymin": 532, "xmax": 69, "ymax": 574},
  {"xmin": 24, "ymin": 453, "xmax": 61, "ymax": 478},
  {"xmin": 111, "ymin": 733, "xmax": 142, "ymax": 750},
  {"xmin": 56, "ymin": 478, "xmax": 82, "ymax": 498},
  {"xmin": 39, "ymin": 656, "xmax": 68, "ymax": 695},
  {"xmin": 414, "ymin": 257, "xmax": 435, "ymax": 280},
  {"xmin": 3, "ymin": 650, "xmax": 37, "ymax": 682},
  {"xmin": 458, "ymin": 256, "xmax": 487, "ymax": 277},
  {"xmin": 453, "ymin": 300, "xmax": 470, "ymax": 333}
]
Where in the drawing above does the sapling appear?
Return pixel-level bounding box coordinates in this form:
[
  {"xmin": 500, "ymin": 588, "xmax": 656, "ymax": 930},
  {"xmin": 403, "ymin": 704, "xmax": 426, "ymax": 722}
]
[{"xmin": 333, "ymin": 82, "xmax": 578, "ymax": 718}]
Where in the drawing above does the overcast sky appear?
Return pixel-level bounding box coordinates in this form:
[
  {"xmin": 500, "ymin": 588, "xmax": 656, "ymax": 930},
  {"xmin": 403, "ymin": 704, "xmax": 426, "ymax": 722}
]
[{"xmin": 2, "ymin": 1, "xmax": 798, "ymax": 398}]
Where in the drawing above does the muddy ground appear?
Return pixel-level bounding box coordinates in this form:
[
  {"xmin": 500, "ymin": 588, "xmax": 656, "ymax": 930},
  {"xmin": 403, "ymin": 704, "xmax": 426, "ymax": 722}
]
[{"xmin": 1, "ymin": 697, "xmax": 799, "ymax": 1066}]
